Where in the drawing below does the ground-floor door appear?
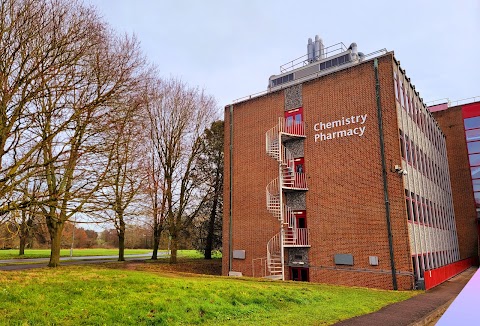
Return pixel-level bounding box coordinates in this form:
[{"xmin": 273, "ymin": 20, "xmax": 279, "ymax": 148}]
[{"xmin": 291, "ymin": 267, "xmax": 309, "ymax": 282}]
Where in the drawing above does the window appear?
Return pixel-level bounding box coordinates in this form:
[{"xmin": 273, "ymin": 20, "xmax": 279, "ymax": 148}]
[
  {"xmin": 272, "ymin": 73, "xmax": 293, "ymax": 87},
  {"xmin": 295, "ymin": 114, "xmax": 302, "ymax": 125},
  {"xmin": 472, "ymin": 179, "xmax": 480, "ymax": 191},
  {"xmin": 405, "ymin": 189, "xmax": 412, "ymax": 221},
  {"xmin": 418, "ymin": 149, "xmax": 424, "ymax": 175},
  {"xmin": 405, "ymin": 89, "xmax": 410, "ymax": 113},
  {"xmin": 286, "ymin": 116, "xmax": 293, "ymax": 127},
  {"xmin": 405, "ymin": 135, "xmax": 411, "ymax": 163},
  {"xmin": 465, "ymin": 116, "xmax": 480, "ymax": 130},
  {"xmin": 466, "ymin": 129, "xmax": 480, "ymax": 142},
  {"xmin": 468, "ymin": 141, "xmax": 480, "ymax": 154},
  {"xmin": 422, "ymin": 197, "xmax": 429, "ymax": 224},
  {"xmin": 399, "ymin": 130, "xmax": 405, "ymax": 160},
  {"xmin": 411, "ymin": 191, "xmax": 418, "ymax": 222},
  {"xmin": 413, "ymin": 145, "xmax": 419, "ymax": 168},
  {"xmin": 471, "ymin": 167, "xmax": 480, "ymax": 180},
  {"xmin": 408, "ymin": 98, "xmax": 418, "ymax": 125},
  {"xmin": 412, "ymin": 256, "xmax": 419, "ymax": 280},
  {"xmin": 415, "ymin": 195, "xmax": 421, "ymax": 223},
  {"xmin": 394, "ymin": 72, "xmax": 399, "ymax": 100},
  {"xmin": 425, "ymin": 199, "xmax": 433, "ymax": 225},
  {"xmin": 399, "ymin": 80, "xmax": 405, "ymax": 108}
]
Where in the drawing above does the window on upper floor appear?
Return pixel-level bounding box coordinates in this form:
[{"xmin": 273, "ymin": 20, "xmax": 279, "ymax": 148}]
[
  {"xmin": 405, "ymin": 135, "xmax": 411, "ymax": 163},
  {"xmin": 466, "ymin": 129, "xmax": 480, "ymax": 142},
  {"xmin": 394, "ymin": 71, "xmax": 399, "ymax": 100},
  {"xmin": 405, "ymin": 88, "xmax": 410, "ymax": 113},
  {"xmin": 399, "ymin": 130, "xmax": 405, "ymax": 160},
  {"xmin": 405, "ymin": 189, "xmax": 412, "ymax": 221},
  {"xmin": 399, "ymin": 80, "xmax": 405, "ymax": 108},
  {"xmin": 465, "ymin": 116, "xmax": 480, "ymax": 130},
  {"xmin": 467, "ymin": 141, "xmax": 480, "ymax": 154}
]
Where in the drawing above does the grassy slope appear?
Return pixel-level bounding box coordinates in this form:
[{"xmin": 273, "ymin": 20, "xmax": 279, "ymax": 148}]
[{"xmin": 0, "ymin": 264, "xmax": 416, "ymax": 325}]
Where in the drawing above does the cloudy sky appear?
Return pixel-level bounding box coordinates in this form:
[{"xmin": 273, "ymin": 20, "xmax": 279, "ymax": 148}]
[{"xmin": 85, "ymin": 0, "xmax": 479, "ymax": 112}]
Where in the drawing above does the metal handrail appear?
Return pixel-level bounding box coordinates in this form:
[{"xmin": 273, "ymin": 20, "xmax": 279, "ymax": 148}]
[
  {"xmin": 449, "ymin": 96, "xmax": 480, "ymax": 107},
  {"xmin": 283, "ymin": 172, "xmax": 308, "ymax": 190},
  {"xmin": 266, "ymin": 233, "xmax": 281, "ymax": 274},
  {"xmin": 232, "ymin": 48, "xmax": 388, "ymax": 104},
  {"xmin": 279, "ymin": 42, "xmax": 348, "ymax": 73}
]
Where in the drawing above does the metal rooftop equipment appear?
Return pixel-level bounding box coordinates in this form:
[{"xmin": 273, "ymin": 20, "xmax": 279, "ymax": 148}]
[{"xmin": 268, "ymin": 35, "xmax": 368, "ymax": 91}]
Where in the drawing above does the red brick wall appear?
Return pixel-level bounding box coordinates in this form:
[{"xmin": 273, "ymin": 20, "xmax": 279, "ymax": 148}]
[
  {"xmin": 222, "ymin": 92, "xmax": 285, "ymax": 277},
  {"xmin": 432, "ymin": 106, "xmax": 479, "ymax": 261},
  {"xmin": 302, "ymin": 54, "xmax": 412, "ymax": 290},
  {"xmin": 223, "ymin": 53, "xmax": 415, "ymax": 289}
]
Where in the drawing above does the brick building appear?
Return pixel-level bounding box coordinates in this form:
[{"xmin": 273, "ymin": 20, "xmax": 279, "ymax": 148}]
[
  {"xmin": 223, "ymin": 38, "xmax": 472, "ymax": 290},
  {"xmin": 430, "ymin": 99, "xmax": 480, "ymax": 263}
]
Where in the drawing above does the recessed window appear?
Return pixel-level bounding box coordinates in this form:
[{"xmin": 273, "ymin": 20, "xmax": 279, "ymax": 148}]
[
  {"xmin": 466, "ymin": 129, "xmax": 480, "ymax": 142},
  {"xmin": 399, "ymin": 130, "xmax": 405, "ymax": 159},
  {"xmin": 470, "ymin": 153, "xmax": 480, "ymax": 166},
  {"xmin": 467, "ymin": 141, "xmax": 480, "ymax": 154},
  {"xmin": 399, "ymin": 80, "xmax": 405, "ymax": 108},
  {"xmin": 471, "ymin": 167, "xmax": 480, "ymax": 179},
  {"xmin": 465, "ymin": 116, "xmax": 480, "ymax": 130},
  {"xmin": 472, "ymin": 179, "xmax": 480, "ymax": 191}
]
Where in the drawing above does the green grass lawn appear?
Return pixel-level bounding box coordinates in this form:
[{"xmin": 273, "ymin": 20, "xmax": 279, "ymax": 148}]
[
  {"xmin": 175, "ymin": 250, "xmax": 222, "ymax": 259},
  {"xmin": 0, "ymin": 265, "xmax": 416, "ymax": 325},
  {"xmin": 0, "ymin": 248, "xmax": 152, "ymax": 259}
]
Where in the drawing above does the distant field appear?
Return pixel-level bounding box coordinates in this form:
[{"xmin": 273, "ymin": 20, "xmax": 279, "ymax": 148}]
[
  {"xmin": 0, "ymin": 263, "xmax": 416, "ymax": 325},
  {"xmin": 0, "ymin": 248, "xmax": 151, "ymax": 259},
  {"xmin": 0, "ymin": 249, "xmax": 221, "ymax": 260}
]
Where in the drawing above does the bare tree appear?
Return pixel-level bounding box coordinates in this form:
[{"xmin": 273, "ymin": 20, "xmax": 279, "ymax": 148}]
[
  {"xmin": 148, "ymin": 78, "xmax": 217, "ymax": 263},
  {"xmin": 0, "ymin": 0, "xmax": 97, "ymax": 214},
  {"xmin": 23, "ymin": 3, "xmax": 146, "ymax": 267},
  {"xmin": 95, "ymin": 94, "xmax": 148, "ymax": 261},
  {"xmin": 145, "ymin": 147, "xmax": 167, "ymax": 260}
]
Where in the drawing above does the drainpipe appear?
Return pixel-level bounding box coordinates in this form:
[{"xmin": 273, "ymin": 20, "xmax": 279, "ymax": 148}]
[
  {"xmin": 374, "ymin": 58, "xmax": 398, "ymax": 290},
  {"xmin": 228, "ymin": 105, "xmax": 234, "ymax": 273}
]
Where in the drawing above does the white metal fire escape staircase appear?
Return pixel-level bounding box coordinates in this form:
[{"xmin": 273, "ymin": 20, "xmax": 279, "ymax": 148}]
[{"xmin": 265, "ymin": 117, "xmax": 307, "ymax": 280}]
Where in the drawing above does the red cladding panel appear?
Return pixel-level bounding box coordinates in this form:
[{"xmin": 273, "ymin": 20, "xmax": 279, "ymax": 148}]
[
  {"xmin": 462, "ymin": 102, "xmax": 480, "ymax": 119},
  {"xmin": 424, "ymin": 258, "xmax": 473, "ymax": 290}
]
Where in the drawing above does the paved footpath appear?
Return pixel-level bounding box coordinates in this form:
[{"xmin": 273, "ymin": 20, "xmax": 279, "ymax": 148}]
[
  {"xmin": 0, "ymin": 253, "xmax": 156, "ymax": 271},
  {"xmin": 335, "ymin": 267, "xmax": 477, "ymax": 326}
]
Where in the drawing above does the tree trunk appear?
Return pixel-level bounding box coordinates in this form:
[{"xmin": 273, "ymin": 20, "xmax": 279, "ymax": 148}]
[
  {"xmin": 19, "ymin": 210, "xmax": 28, "ymax": 256},
  {"xmin": 205, "ymin": 168, "xmax": 221, "ymax": 259},
  {"xmin": 47, "ymin": 219, "xmax": 65, "ymax": 267},
  {"xmin": 19, "ymin": 236, "xmax": 26, "ymax": 256},
  {"xmin": 118, "ymin": 219, "xmax": 125, "ymax": 261},
  {"xmin": 19, "ymin": 234, "xmax": 27, "ymax": 255},
  {"xmin": 204, "ymin": 192, "xmax": 219, "ymax": 260},
  {"xmin": 169, "ymin": 234, "xmax": 177, "ymax": 264},
  {"xmin": 151, "ymin": 225, "xmax": 160, "ymax": 260}
]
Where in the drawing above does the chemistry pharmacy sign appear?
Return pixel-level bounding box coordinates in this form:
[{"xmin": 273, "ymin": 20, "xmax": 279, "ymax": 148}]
[{"xmin": 313, "ymin": 114, "xmax": 368, "ymax": 142}]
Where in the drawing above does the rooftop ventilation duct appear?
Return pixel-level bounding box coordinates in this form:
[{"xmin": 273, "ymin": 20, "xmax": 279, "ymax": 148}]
[{"xmin": 307, "ymin": 35, "xmax": 325, "ymax": 62}]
